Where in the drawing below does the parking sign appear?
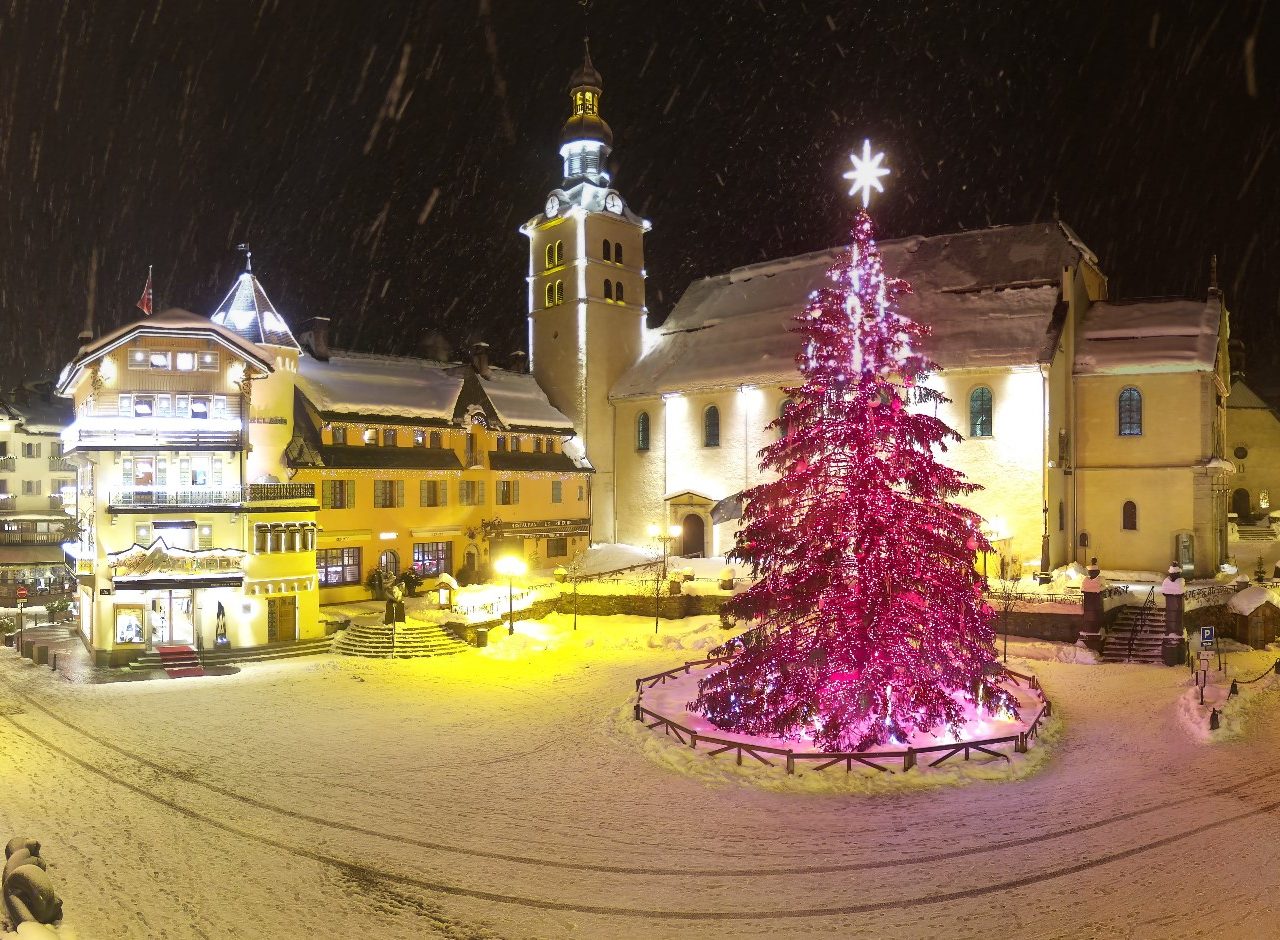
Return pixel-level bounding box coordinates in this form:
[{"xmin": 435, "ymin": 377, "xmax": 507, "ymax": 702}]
[{"xmin": 1201, "ymin": 626, "xmax": 1215, "ymax": 648}]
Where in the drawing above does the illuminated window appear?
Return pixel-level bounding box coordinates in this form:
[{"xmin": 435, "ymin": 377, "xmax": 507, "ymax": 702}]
[
  {"xmin": 614, "ymin": 242, "xmax": 623, "ymax": 264},
  {"xmin": 1118, "ymin": 387, "xmax": 1143, "ymax": 436},
  {"xmin": 545, "ymin": 243, "xmax": 555, "ymax": 268},
  {"xmin": 556, "ymin": 280, "xmax": 564, "ymax": 304},
  {"xmin": 331, "ymin": 426, "xmax": 347, "ymax": 445},
  {"xmin": 318, "ymin": 547, "xmax": 361, "ymax": 586},
  {"xmin": 148, "ymin": 351, "xmax": 171, "ymax": 370},
  {"xmin": 969, "ymin": 387, "xmax": 993, "ymax": 438},
  {"xmin": 175, "ymin": 352, "xmax": 196, "ymax": 372},
  {"xmin": 603, "ymin": 280, "xmax": 613, "ymax": 301},
  {"xmin": 615, "ymin": 282, "xmax": 624, "ymax": 303},
  {"xmin": 1122, "ymin": 501, "xmax": 1137, "ymax": 530},
  {"xmin": 703, "ymin": 405, "xmax": 720, "ymax": 448},
  {"xmin": 603, "ymin": 240, "xmax": 612, "ymax": 262},
  {"xmin": 413, "ymin": 429, "xmax": 425, "ymax": 447},
  {"xmin": 197, "ymin": 351, "xmax": 219, "ymax": 371},
  {"xmin": 412, "ymin": 541, "xmax": 452, "ymax": 576},
  {"xmin": 636, "ymin": 411, "xmax": 650, "ymax": 451},
  {"xmin": 556, "ymin": 241, "xmax": 564, "ymax": 265},
  {"xmin": 362, "ymin": 428, "xmax": 376, "ymax": 445}
]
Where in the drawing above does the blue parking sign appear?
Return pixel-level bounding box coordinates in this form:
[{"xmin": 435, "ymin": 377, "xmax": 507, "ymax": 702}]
[{"xmin": 1201, "ymin": 626, "xmax": 1215, "ymax": 648}]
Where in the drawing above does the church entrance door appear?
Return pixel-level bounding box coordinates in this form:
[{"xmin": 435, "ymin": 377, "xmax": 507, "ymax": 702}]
[
  {"xmin": 681, "ymin": 514, "xmax": 705, "ymax": 558},
  {"xmin": 1232, "ymin": 488, "xmax": 1252, "ymax": 522}
]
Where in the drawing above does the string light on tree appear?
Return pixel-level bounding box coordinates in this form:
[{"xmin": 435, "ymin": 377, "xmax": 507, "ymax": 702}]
[
  {"xmin": 842, "ymin": 138, "xmax": 891, "ymax": 207},
  {"xmin": 692, "ymin": 148, "xmax": 1014, "ymax": 752}
]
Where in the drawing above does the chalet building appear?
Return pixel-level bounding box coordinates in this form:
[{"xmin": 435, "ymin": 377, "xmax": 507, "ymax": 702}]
[
  {"xmin": 0, "ymin": 381, "xmax": 77, "ymax": 605},
  {"xmin": 526, "ymin": 49, "xmax": 1236, "ymax": 579},
  {"xmin": 286, "ymin": 321, "xmax": 591, "ymax": 605},
  {"xmin": 58, "ymin": 272, "xmax": 322, "ymax": 666}
]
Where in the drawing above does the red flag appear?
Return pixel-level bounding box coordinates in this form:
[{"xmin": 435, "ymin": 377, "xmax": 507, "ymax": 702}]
[{"xmin": 136, "ymin": 267, "xmax": 153, "ymax": 316}]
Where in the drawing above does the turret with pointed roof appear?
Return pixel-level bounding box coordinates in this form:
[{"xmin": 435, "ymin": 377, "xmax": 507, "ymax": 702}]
[{"xmin": 210, "ymin": 252, "xmax": 300, "ymax": 350}]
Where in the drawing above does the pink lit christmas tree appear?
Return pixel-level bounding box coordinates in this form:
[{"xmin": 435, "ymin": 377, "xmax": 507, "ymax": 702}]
[{"xmin": 692, "ymin": 143, "xmax": 1015, "ymax": 751}]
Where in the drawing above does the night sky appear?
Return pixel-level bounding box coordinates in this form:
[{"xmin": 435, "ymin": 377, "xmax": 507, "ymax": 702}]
[{"xmin": 0, "ymin": 2, "xmax": 1275, "ymax": 386}]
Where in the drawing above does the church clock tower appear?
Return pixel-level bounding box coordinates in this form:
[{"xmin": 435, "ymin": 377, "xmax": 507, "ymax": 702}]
[{"xmin": 521, "ymin": 43, "xmax": 649, "ymax": 543}]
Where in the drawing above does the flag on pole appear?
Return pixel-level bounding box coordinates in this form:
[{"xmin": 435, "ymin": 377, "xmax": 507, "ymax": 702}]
[{"xmin": 136, "ymin": 266, "xmax": 153, "ymax": 316}]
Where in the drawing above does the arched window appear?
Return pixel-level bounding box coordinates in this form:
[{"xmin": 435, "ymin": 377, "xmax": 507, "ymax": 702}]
[
  {"xmin": 544, "ymin": 243, "xmax": 555, "ymax": 269},
  {"xmin": 545, "ymin": 283, "xmax": 555, "ymax": 307},
  {"xmin": 1118, "ymin": 387, "xmax": 1142, "ymax": 436},
  {"xmin": 636, "ymin": 411, "xmax": 650, "ymax": 451},
  {"xmin": 555, "ymin": 280, "xmax": 564, "ymax": 304},
  {"xmin": 603, "ymin": 280, "xmax": 613, "ymax": 301},
  {"xmin": 703, "ymin": 405, "xmax": 720, "ymax": 448},
  {"xmin": 614, "ymin": 242, "xmax": 623, "ymax": 264},
  {"xmin": 615, "ymin": 282, "xmax": 624, "ymax": 303},
  {"xmin": 602, "ymin": 239, "xmax": 612, "ymax": 262},
  {"xmin": 969, "ymin": 386, "xmax": 993, "ymax": 438},
  {"xmin": 555, "ymin": 241, "xmax": 564, "ymax": 265},
  {"xmin": 1122, "ymin": 500, "xmax": 1137, "ymax": 530}
]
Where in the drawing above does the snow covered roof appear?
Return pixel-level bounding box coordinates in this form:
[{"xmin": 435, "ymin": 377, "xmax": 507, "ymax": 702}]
[
  {"xmin": 474, "ymin": 369, "xmax": 575, "ymax": 432},
  {"xmin": 296, "ymin": 351, "xmax": 464, "ymax": 423},
  {"xmin": 1074, "ymin": 296, "xmax": 1222, "ymax": 375},
  {"xmin": 210, "ymin": 273, "xmax": 300, "ymax": 349},
  {"xmin": 58, "ymin": 308, "xmax": 274, "ymax": 395},
  {"xmin": 1227, "ymin": 584, "xmax": 1277, "ymax": 616},
  {"xmin": 1228, "ymin": 380, "xmax": 1273, "ymax": 411},
  {"xmin": 613, "ymin": 221, "xmax": 1084, "ymax": 398},
  {"xmin": 0, "ymin": 382, "xmax": 72, "ymax": 433}
]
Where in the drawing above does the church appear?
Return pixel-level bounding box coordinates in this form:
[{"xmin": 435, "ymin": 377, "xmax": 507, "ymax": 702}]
[{"xmin": 525, "ymin": 48, "xmax": 1235, "ymax": 580}]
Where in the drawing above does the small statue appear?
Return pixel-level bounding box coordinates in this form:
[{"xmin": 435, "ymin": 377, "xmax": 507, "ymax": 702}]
[{"xmin": 3, "ymin": 836, "xmax": 62, "ymax": 928}]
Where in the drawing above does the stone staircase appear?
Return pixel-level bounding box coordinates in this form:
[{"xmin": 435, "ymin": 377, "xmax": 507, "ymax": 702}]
[
  {"xmin": 331, "ymin": 618, "xmax": 470, "ymax": 659},
  {"xmin": 1235, "ymin": 523, "xmax": 1274, "ymax": 543},
  {"xmin": 1101, "ymin": 604, "xmax": 1168, "ymax": 663}
]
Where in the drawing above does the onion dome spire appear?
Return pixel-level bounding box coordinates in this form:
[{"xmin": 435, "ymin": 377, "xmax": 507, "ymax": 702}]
[{"xmin": 559, "ymin": 39, "xmax": 612, "ymax": 186}]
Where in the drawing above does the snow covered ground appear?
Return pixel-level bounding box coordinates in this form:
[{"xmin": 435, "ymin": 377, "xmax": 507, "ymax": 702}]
[{"xmin": 1, "ymin": 617, "xmax": 1279, "ymax": 938}]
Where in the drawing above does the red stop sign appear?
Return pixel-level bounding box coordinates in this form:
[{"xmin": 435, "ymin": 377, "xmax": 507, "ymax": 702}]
[{"xmin": 15, "ymin": 586, "xmax": 28, "ymax": 600}]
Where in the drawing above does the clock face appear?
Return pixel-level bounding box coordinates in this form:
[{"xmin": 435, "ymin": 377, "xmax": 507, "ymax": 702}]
[
  {"xmin": 604, "ymin": 192, "xmax": 623, "ymax": 214},
  {"xmin": 545, "ymin": 196, "xmax": 559, "ymax": 218}
]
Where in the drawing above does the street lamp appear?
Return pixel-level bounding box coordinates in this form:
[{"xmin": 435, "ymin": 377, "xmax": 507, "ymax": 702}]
[
  {"xmin": 494, "ymin": 555, "xmax": 527, "ymax": 636},
  {"xmin": 647, "ymin": 523, "xmax": 683, "ymax": 634}
]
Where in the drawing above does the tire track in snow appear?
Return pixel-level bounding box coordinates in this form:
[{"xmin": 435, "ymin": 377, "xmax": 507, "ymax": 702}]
[
  {"xmin": 5, "ymin": 674, "xmax": 1280, "ymax": 880},
  {"xmin": 5, "ymin": 710, "xmax": 1280, "ymax": 921}
]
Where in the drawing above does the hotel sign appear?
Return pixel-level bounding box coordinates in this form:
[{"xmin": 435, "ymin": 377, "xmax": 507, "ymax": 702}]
[
  {"xmin": 107, "ymin": 538, "xmax": 247, "ymax": 577},
  {"xmin": 485, "ymin": 518, "xmax": 590, "ymax": 538}
]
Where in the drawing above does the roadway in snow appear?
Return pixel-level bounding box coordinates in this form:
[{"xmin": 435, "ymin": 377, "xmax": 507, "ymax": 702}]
[{"xmin": 0, "ymin": 613, "xmax": 1276, "ymax": 939}]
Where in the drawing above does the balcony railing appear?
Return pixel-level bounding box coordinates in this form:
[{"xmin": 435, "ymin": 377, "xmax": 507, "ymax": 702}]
[
  {"xmin": 49, "ymin": 457, "xmax": 75, "ymax": 472},
  {"xmin": 0, "ymin": 530, "xmax": 71, "ymax": 545},
  {"xmin": 0, "ymin": 494, "xmax": 13, "ymax": 509},
  {"xmin": 247, "ymin": 483, "xmax": 315, "ymax": 501},
  {"xmin": 64, "ymin": 416, "xmax": 242, "ymax": 451},
  {"xmin": 109, "ymin": 483, "xmax": 315, "ymax": 509},
  {"xmin": 0, "ymin": 456, "xmax": 15, "ymax": 472}
]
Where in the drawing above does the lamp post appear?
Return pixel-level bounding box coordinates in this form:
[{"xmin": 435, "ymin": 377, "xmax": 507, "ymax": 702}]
[
  {"xmin": 494, "ymin": 555, "xmax": 527, "ymax": 636},
  {"xmin": 647, "ymin": 523, "xmax": 683, "ymax": 634}
]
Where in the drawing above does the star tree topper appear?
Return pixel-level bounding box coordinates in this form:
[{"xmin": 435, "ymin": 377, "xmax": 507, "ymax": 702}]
[{"xmin": 843, "ymin": 139, "xmax": 891, "ymax": 206}]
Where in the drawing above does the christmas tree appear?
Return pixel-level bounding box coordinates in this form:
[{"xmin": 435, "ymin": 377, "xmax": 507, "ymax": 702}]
[{"xmin": 692, "ymin": 147, "xmax": 1015, "ymax": 751}]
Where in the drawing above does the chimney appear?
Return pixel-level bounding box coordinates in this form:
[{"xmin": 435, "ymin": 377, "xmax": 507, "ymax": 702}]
[
  {"xmin": 420, "ymin": 330, "xmax": 452, "ymax": 362},
  {"xmin": 299, "ymin": 317, "xmax": 331, "ymax": 361},
  {"xmin": 508, "ymin": 351, "xmax": 528, "ymax": 374},
  {"xmin": 469, "ymin": 342, "xmax": 491, "ymax": 378}
]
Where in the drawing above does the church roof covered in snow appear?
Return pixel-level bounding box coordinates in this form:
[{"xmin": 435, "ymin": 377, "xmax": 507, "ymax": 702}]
[
  {"xmin": 296, "ymin": 351, "xmax": 464, "ymax": 424},
  {"xmin": 1073, "ymin": 296, "xmax": 1222, "ymax": 375},
  {"xmin": 210, "ymin": 272, "xmax": 300, "ymax": 349},
  {"xmin": 612, "ymin": 221, "xmax": 1087, "ymax": 398},
  {"xmin": 1228, "ymin": 380, "xmax": 1274, "ymax": 411}
]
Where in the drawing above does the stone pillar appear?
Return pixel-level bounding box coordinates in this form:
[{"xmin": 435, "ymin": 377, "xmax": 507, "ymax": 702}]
[
  {"xmin": 1161, "ymin": 563, "xmax": 1185, "ymax": 636},
  {"xmin": 1080, "ymin": 558, "xmax": 1103, "ymax": 641}
]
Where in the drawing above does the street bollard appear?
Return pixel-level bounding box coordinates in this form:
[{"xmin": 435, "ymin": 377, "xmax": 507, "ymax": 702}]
[{"xmin": 1209, "ymin": 708, "xmax": 1220, "ymax": 731}]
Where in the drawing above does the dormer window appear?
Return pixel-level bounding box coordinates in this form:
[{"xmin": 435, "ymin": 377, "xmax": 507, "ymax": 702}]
[
  {"xmin": 332, "ymin": 426, "xmax": 347, "ymax": 445},
  {"xmin": 363, "ymin": 428, "xmax": 376, "ymax": 445}
]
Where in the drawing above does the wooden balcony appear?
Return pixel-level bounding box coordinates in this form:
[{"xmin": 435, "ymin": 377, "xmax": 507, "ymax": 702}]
[{"xmin": 108, "ymin": 484, "xmax": 316, "ymax": 511}]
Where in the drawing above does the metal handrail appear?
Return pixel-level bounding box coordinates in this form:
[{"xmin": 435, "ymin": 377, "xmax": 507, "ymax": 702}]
[{"xmin": 1127, "ymin": 585, "xmax": 1158, "ymax": 663}]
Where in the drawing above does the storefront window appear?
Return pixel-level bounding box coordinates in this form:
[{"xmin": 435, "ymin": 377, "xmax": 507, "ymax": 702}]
[{"xmin": 115, "ymin": 607, "xmax": 145, "ymax": 644}]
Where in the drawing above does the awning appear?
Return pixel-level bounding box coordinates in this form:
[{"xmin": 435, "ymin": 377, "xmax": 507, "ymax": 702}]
[
  {"xmin": 710, "ymin": 493, "xmax": 743, "ymax": 525},
  {"xmin": 111, "ymin": 575, "xmax": 244, "ymax": 591},
  {"xmin": 0, "ymin": 546, "xmax": 70, "ymax": 565}
]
